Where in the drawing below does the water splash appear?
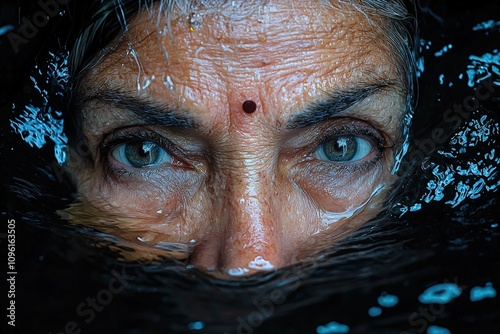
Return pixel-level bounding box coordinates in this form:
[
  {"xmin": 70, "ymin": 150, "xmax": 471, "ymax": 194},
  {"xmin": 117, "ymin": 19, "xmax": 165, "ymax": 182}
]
[
  {"xmin": 393, "ymin": 103, "xmax": 414, "ymax": 173},
  {"xmin": 418, "ymin": 283, "xmax": 463, "ymax": 304},
  {"xmin": 0, "ymin": 25, "xmax": 14, "ymax": 36},
  {"xmin": 248, "ymin": 256, "xmax": 275, "ymax": 270},
  {"xmin": 427, "ymin": 326, "xmax": 451, "ymax": 334},
  {"xmin": 367, "ymin": 306, "xmax": 382, "ymax": 317},
  {"xmin": 438, "ymin": 73, "xmax": 445, "ymax": 85},
  {"xmin": 466, "ymin": 49, "xmax": 500, "ymax": 87},
  {"xmin": 10, "ymin": 105, "xmax": 67, "ymax": 164},
  {"xmin": 397, "ymin": 111, "xmax": 500, "ymax": 215},
  {"xmin": 472, "ymin": 20, "xmax": 500, "ymax": 31},
  {"xmin": 316, "ymin": 321, "xmax": 350, "ymax": 334},
  {"xmin": 10, "ymin": 51, "xmax": 69, "ymax": 164},
  {"xmin": 188, "ymin": 321, "xmax": 205, "ymax": 330},
  {"xmin": 434, "ymin": 44, "xmax": 453, "ymax": 57},
  {"xmin": 377, "ymin": 292, "xmax": 399, "ymax": 307},
  {"xmin": 321, "ymin": 183, "xmax": 386, "ymax": 224},
  {"xmin": 470, "ymin": 282, "xmax": 497, "ymax": 302},
  {"xmin": 416, "ymin": 39, "xmax": 431, "ymax": 78}
]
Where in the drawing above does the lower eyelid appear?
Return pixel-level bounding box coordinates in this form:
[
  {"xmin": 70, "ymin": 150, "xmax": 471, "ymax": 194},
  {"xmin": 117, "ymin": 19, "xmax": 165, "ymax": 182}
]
[{"xmin": 317, "ymin": 151, "xmax": 383, "ymax": 174}]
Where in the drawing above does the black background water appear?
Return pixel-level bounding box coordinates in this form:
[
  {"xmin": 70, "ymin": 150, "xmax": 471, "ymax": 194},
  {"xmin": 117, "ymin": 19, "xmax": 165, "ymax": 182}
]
[{"xmin": 1, "ymin": 1, "xmax": 500, "ymax": 333}]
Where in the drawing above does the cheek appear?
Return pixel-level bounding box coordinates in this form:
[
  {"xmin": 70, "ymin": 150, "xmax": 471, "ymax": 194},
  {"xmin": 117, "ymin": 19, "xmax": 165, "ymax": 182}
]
[
  {"xmin": 293, "ymin": 162, "xmax": 389, "ymax": 214},
  {"xmin": 70, "ymin": 166, "xmax": 206, "ymax": 238}
]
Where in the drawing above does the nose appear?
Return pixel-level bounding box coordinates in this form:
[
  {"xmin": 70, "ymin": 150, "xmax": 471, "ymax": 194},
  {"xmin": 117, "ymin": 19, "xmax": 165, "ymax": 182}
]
[
  {"xmin": 220, "ymin": 195, "xmax": 284, "ymax": 275},
  {"xmin": 189, "ymin": 160, "xmax": 288, "ymax": 276}
]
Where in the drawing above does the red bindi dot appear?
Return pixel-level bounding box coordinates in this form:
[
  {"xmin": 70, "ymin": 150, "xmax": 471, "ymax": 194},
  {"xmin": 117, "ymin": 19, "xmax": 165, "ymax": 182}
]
[{"xmin": 242, "ymin": 100, "xmax": 257, "ymax": 113}]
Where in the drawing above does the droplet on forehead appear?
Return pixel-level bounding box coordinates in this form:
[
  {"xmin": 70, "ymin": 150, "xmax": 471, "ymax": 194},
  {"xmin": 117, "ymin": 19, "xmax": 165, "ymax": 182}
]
[
  {"xmin": 242, "ymin": 100, "xmax": 257, "ymax": 113},
  {"xmin": 189, "ymin": 12, "xmax": 202, "ymax": 31},
  {"xmin": 162, "ymin": 74, "xmax": 174, "ymax": 91}
]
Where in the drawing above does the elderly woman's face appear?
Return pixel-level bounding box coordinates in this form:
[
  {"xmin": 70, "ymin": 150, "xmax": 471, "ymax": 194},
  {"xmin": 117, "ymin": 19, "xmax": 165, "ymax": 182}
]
[{"xmin": 68, "ymin": 0, "xmax": 405, "ymax": 275}]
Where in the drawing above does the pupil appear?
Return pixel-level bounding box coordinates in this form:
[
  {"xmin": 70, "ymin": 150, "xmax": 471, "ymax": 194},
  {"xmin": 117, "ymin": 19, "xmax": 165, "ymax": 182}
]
[
  {"xmin": 324, "ymin": 136, "xmax": 357, "ymax": 161},
  {"xmin": 125, "ymin": 141, "xmax": 159, "ymax": 167}
]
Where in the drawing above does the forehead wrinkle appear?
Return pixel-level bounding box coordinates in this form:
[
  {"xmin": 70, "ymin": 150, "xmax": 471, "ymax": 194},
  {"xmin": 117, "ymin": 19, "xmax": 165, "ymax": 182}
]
[
  {"xmin": 81, "ymin": 0, "xmax": 402, "ymax": 130},
  {"xmin": 96, "ymin": 0, "xmax": 393, "ymax": 77}
]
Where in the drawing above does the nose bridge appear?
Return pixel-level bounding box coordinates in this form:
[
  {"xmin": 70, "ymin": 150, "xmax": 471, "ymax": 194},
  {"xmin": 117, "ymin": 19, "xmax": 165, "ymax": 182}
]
[{"xmin": 218, "ymin": 152, "xmax": 284, "ymax": 274}]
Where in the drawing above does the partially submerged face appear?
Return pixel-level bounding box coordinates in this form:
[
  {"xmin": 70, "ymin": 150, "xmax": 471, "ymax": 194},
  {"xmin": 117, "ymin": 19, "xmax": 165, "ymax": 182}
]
[{"xmin": 65, "ymin": 0, "xmax": 407, "ymax": 276}]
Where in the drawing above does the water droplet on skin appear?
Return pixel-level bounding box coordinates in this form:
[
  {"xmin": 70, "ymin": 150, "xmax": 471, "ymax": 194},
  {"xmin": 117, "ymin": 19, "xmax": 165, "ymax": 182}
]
[
  {"xmin": 162, "ymin": 74, "xmax": 174, "ymax": 91},
  {"xmin": 189, "ymin": 13, "xmax": 202, "ymax": 31},
  {"xmin": 138, "ymin": 234, "xmax": 155, "ymax": 242},
  {"xmin": 248, "ymin": 256, "xmax": 276, "ymax": 270},
  {"xmin": 141, "ymin": 74, "xmax": 155, "ymax": 90},
  {"xmin": 257, "ymin": 32, "xmax": 267, "ymax": 42},
  {"xmin": 227, "ymin": 267, "xmax": 250, "ymax": 276}
]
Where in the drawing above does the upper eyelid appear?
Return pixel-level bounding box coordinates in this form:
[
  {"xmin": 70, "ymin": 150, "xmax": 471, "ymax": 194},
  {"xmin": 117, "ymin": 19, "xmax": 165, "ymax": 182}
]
[
  {"xmin": 99, "ymin": 129, "xmax": 179, "ymax": 163},
  {"xmin": 283, "ymin": 117, "xmax": 387, "ymax": 150},
  {"xmin": 100, "ymin": 132, "xmax": 179, "ymax": 178},
  {"xmin": 99, "ymin": 128, "xmax": 210, "ymax": 171},
  {"xmin": 100, "ymin": 128, "xmax": 168, "ymax": 148}
]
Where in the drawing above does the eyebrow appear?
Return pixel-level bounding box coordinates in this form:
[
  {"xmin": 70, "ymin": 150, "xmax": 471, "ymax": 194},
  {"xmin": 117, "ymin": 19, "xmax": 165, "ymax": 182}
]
[
  {"xmin": 286, "ymin": 82, "xmax": 395, "ymax": 129},
  {"xmin": 80, "ymin": 82, "xmax": 394, "ymax": 131},
  {"xmin": 80, "ymin": 91, "xmax": 197, "ymax": 129}
]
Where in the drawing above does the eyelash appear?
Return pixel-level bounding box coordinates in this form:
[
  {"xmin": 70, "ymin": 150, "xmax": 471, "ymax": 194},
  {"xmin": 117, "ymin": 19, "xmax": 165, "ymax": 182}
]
[{"xmin": 99, "ymin": 128, "xmax": 178, "ymax": 179}]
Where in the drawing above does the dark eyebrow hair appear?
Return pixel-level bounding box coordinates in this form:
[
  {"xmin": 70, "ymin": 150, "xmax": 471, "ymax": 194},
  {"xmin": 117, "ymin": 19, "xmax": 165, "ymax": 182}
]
[
  {"xmin": 286, "ymin": 82, "xmax": 395, "ymax": 129},
  {"xmin": 80, "ymin": 91, "xmax": 197, "ymax": 129}
]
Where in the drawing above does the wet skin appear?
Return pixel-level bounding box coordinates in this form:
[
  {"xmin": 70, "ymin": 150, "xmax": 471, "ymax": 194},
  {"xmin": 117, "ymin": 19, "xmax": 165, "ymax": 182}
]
[{"xmin": 66, "ymin": 0, "xmax": 406, "ymax": 276}]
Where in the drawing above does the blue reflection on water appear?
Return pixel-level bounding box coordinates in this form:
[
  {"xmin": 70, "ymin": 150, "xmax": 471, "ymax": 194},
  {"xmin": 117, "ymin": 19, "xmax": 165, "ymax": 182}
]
[
  {"xmin": 0, "ymin": 24, "xmax": 14, "ymax": 36},
  {"xmin": 419, "ymin": 283, "xmax": 463, "ymax": 304},
  {"xmin": 472, "ymin": 20, "xmax": 500, "ymax": 31},
  {"xmin": 470, "ymin": 282, "xmax": 497, "ymax": 302},
  {"xmin": 377, "ymin": 292, "xmax": 399, "ymax": 308},
  {"xmin": 368, "ymin": 306, "xmax": 382, "ymax": 317},
  {"xmin": 188, "ymin": 321, "xmax": 205, "ymax": 330},
  {"xmin": 10, "ymin": 104, "xmax": 67, "ymax": 164},
  {"xmin": 434, "ymin": 44, "xmax": 453, "ymax": 58},
  {"xmin": 427, "ymin": 325, "xmax": 451, "ymax": 334},
  {"xmin": 316, "ymin": 321, "xmax": 350, "ymax": 334},
  {"xmin": 9, "ymin": 51, "xmax": 69, "ymax": 164},
  {"xmin": 467, "ymin": 50, "xmax": 500, "ymax": 87}
]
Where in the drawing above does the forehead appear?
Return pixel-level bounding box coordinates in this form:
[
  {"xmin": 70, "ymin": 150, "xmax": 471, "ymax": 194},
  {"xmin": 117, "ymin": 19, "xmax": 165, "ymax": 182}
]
[{"xmin": 82, "ymin": 0, "xmax": 399, "ymax": 114}]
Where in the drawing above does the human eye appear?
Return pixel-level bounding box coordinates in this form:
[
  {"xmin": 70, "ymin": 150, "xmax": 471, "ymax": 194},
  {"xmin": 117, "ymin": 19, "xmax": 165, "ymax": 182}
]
[
  {"xmin": 112, "ymin": 141, "xmax": 172, "ymax": 168},
  {"xmin": 312, "ymin": 124, "xmax": 385, "ymax": 168},
  {"xmin": 100, "ymin": 128, "xmax": 184, "ymax": 178},
  {"xmin": 314, "ymin": 135, "xmax": 374, "ymax": 162}
]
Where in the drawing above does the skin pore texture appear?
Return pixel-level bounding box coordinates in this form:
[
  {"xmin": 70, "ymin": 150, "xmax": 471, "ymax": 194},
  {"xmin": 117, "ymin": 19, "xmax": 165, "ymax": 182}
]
[{"xmin": 64, "ymin": 0, "xmax": 407, "ymax": 276}]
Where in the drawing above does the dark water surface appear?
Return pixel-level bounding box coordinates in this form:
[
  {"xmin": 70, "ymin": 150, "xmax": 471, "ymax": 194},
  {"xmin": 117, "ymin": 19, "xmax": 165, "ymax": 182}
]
[{"xmin": 1, "ymin": 1, "xmax": 500, "ymax": 333}]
